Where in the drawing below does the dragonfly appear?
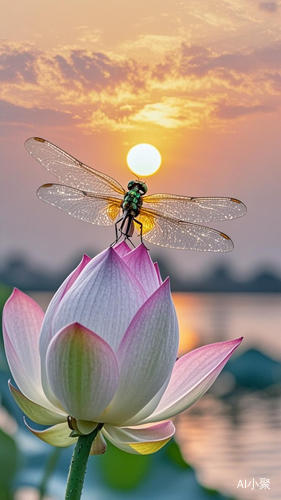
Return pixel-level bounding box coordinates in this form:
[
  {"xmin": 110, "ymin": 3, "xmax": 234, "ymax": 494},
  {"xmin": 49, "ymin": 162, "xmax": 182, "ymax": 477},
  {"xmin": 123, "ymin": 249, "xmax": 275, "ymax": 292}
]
[{"xmin": 25, "ymin": 137, "xmax": 246, "ymax": 252}]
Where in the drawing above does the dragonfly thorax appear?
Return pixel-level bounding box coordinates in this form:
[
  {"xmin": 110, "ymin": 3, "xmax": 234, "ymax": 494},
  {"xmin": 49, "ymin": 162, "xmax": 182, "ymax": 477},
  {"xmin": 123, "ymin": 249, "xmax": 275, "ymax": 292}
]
[{"xmin": 122, "ymin": 181, "xmax": 146, "ymax": 216}]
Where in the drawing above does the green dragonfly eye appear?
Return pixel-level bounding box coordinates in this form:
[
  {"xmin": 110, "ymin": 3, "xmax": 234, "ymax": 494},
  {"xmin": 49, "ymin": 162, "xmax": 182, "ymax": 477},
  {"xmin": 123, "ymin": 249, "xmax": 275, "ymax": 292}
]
[{"xmin": 137, "ymin": 181, "xmax": 147, "ymax": 194}]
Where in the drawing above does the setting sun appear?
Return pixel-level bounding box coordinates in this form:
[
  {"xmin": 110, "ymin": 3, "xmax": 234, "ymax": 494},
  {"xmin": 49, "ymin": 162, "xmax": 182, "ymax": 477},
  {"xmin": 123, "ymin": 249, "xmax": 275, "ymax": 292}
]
[{"xmin": 127, "ymin": 143, "xmax": 162, "ymax": 177}]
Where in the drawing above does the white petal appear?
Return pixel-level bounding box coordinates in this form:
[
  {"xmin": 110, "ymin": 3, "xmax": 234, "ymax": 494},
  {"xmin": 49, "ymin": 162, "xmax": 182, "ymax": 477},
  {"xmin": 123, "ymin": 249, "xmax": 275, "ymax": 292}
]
[
  {"xmin": 39, "ymin": 255, "xmax": 91, "ymax": 401},
  {"xmin": 40, "ymin": 255, "xmax": 91, "ymax": 359},
  {"xmin": 46, "ymin": 323, "xmax": 120, "ymax": 421},
  {"xmin": 103, "ymin": 421, "xmax": 175, "ymax": 454},
  {"xmin": 25, "ymin": 420, "xmax": 76, "ymax": 447},
  {"xmin": 123, "ymin": 376, "xmax": 171, "ymax": 426},
  {"xmin": 144, "ymin": 337, "xmax": 243, "ymax": 423},
  {"xmin": 52, "ymin": 248, "xmax": 147, "ymax": 351},
  {"xmin": 100, "ymin": 279, "xmax": 179, "ymax": 424},
  {"xmin": 9, "ymin": 382, "xmax": 66, "ymax": 425}
]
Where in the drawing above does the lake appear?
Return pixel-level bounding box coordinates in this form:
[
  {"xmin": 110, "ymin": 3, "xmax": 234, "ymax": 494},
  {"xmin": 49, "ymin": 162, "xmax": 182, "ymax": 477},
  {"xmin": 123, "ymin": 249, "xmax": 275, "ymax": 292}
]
[
  {"xmin": 31, "ymin": 291, "xmax": 281, "ymax": 500},
  {"xmin": 172, "ymin": 292, "xmax": 281, "ymax": 359},
  {"xmin": 173, "ymin": 293, "xmax": 281, "ymax": 500}
]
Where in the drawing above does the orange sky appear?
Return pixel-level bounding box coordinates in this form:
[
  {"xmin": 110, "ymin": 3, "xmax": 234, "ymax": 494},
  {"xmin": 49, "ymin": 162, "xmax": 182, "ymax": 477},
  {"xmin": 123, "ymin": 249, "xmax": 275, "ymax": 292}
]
[{"xmin": 1, "ymin": 0, "xmax": 281, "ymax": 278}]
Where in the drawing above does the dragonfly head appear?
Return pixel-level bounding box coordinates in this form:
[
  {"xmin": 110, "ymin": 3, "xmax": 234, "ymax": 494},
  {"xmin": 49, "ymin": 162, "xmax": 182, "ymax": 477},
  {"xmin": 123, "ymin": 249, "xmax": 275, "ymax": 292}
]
[{"xmin": 127, "ymin": 180, "xmax": 148, "ymax": 194}]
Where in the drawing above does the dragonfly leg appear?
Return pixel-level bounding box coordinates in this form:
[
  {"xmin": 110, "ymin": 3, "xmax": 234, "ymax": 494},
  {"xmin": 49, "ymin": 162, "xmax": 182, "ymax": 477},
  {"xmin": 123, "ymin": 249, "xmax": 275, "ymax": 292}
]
[
  {"xmin": 110, "ymin": 233, "xmax": 122, "ymax": 247},
  {"xmin": 125, "ymin": 236, "xmax": 136, "ymax": 248},
  {"xmin": 115, "ymin": 217, "xmax": 124, "ymax": 240},
  {"xmin": 120, "ymin": 216, "xmax": 128, "ymax": 233},
  {"xmin": 134, "ymin": 218, "xmax": 149, "ymax": 250},
  {"xmin": 110, "ymin": 217, "xmax": 124, "ymax": 247}
]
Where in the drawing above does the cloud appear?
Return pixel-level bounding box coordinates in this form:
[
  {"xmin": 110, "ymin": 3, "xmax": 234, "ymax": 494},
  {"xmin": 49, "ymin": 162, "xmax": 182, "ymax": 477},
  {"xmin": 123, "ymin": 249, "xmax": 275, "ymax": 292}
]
[
  {"xmin": 0, "ymin": 46, "xmax": 37, "ymax": 83},
  {"xmin": 54, "ymin": 50, "xmax": 145, "ymax": 91},
  {"xmin": 259, "ymin": 2, "xmax": 278, "ymax": 12},
  {"xmin": 0, "ymin": 40, "xmax": 281, "ymax": 132},
  {"xmin": 0, "ymin": 100, "xmax": 73, "ymax": 126},
  {"xmin": 178, "ymin": 41, "xmax": 281, "ymax": 76},
  {"xmin": 131, "ymin": 99, "xmax": 208, "ymax": 129},
  {"xmin": 214, "ymin": 102, "xmax": 276, "ymax": 119},
  {"xmin": 132, "ymin": 101, "xmax": 184, "ymax": 128},
  {"xmin": 266, "ymin": 72, "xmax": 281, "ymax": 91}
]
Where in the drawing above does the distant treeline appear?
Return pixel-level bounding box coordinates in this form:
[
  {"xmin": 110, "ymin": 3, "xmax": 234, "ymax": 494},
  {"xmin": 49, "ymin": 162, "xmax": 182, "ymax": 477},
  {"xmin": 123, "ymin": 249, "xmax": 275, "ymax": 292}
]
[{"xmin": 1, "ymin": 253, "xmax": 281, "ymax": 293}]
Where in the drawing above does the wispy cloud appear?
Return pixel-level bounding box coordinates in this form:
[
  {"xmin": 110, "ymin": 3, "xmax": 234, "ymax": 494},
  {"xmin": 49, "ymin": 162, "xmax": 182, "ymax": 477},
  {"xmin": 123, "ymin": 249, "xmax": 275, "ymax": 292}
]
[
  {"xmin": 0, "ymin": 45, "xmax": 37, "ymax": 83},
  {"xmin": 214, "ymin": 101, "xmax": 276, "ymax": 119},
  {"xmin": 53, "ymin": 50, "xmax": 144, "ymax": 91},
  {"xmin": 1, "ymin": 39, "xmax": 281, "ymax": 131},
  {"xmin": 178, "ymin": 41, "xmax": 281, "ymax": 76},
  {"xmin": 259, "ymin": 2, "xmax": 279, "ymax": 13},
  {"xmin": 0, "ymin": 99, "xmax": 74, "ymax": 126}
]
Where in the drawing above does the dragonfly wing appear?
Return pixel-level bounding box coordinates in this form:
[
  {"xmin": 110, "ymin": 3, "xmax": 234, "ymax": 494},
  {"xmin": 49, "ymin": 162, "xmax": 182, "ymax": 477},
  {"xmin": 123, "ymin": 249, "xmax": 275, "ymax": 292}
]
[
  {"xmin": 142, "ymin": 194, "xmax": 246, "ymax": 223},
  {"xmin": 25, "ymin": 137, "xmax": 125, "ymax": 197},
  {"xmin": 37, "ymin": 183, "xmax": 122, "ymax": 226},
  {"xmin": 138, "ymin": 209, "xmax": 233, "ymax": 252}
]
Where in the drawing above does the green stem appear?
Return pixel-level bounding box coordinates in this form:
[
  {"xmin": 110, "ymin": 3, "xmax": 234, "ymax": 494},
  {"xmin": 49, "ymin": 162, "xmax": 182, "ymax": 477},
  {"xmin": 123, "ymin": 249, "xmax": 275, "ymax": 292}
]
[
  {"xmin": 65, "ymin": 423, "xmax": 103, "ymax": 500},
  {"xmin": 39, "ymin": 447, "xmax": 61, "ymax": 499}
]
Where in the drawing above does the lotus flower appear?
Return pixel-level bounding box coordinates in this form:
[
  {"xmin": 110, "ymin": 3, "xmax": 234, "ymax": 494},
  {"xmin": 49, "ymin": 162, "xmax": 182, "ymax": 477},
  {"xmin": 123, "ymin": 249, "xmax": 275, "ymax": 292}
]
[{"xmin": 3, "ymin": 242, "xmax": 242, "ymax": 455}]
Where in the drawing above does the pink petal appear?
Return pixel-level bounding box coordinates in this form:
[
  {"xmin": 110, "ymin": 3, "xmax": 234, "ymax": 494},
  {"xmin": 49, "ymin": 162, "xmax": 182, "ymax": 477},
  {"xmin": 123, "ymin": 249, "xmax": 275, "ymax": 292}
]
[
  {"xmin": 143, "ymin": 337, "xmax": 243, "ymax": 423},
  {"xmin": 52, "ymin": 248, "xmax": 147, "ymax": 352},
  {"xmin": 46, "ymin": 323, "xmax": 119, "ymax": 421},
  {"xmin": 57, "ymin": 254, "xmax": 91, "ymax": 299},
  {"xmin": 100, "ymin": 279, "xmax": 179, "ymax": 424},
  {"xmin": 3, "ymin": 289, "xmax": 48, "ymax": 406},
  {"xmin": 113, "ymin": 240, "xmax": 131, "ymax": 257},
  {"xmin": 154, "ymin": 262, "xmax": 163, "ymax": 285},
  {"xmin": 103, "ymin": 420, "xmax": 175, "ymax": 454},
  {"xmin": 123, "ymin": 244, "xmax": 160, "ymax": 296}
]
